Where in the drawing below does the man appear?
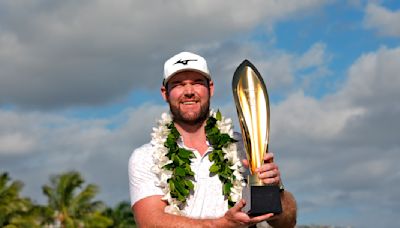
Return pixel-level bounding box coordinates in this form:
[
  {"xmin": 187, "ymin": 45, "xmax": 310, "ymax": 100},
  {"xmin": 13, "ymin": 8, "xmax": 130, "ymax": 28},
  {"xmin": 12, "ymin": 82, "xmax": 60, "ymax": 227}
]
[{"xmin": 129, "ymin": 51, "xmax": 296, "ymax": 227}]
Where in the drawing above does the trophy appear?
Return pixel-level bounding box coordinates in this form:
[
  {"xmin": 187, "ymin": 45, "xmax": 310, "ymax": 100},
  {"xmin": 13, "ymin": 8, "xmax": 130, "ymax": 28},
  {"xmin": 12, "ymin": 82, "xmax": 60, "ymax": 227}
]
[{"xmin": 232, "ymin": 60, "xmax": 282, "ymax": 215}]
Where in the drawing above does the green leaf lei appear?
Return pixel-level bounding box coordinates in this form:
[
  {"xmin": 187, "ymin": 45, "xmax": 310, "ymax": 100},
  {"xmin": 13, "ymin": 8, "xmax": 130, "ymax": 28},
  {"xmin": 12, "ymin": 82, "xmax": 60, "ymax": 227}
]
[{"xmin": 163, "ymin": 110, "xmax": 239, "ymax": 208}]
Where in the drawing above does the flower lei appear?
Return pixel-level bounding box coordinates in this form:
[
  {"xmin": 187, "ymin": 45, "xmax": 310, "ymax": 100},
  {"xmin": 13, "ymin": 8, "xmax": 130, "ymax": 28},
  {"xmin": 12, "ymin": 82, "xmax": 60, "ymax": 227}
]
[{"xmin": 151, "ymin": 110, "xmax": 244, "ymax": 215}]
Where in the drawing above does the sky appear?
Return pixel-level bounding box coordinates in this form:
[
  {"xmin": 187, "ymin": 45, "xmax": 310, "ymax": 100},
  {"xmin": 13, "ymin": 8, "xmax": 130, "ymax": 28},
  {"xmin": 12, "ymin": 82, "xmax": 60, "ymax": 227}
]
[{"xmin": 0, "ymin": 0, "xmax": 399, "ymax": 227}]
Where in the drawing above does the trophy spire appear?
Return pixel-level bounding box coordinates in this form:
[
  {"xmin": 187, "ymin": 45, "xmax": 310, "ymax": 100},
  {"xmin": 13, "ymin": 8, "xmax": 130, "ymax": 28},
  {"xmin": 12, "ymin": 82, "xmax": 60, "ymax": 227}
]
[{"xmin": 232, "ymin": 59, "xmax": 270, "ymax": 184}]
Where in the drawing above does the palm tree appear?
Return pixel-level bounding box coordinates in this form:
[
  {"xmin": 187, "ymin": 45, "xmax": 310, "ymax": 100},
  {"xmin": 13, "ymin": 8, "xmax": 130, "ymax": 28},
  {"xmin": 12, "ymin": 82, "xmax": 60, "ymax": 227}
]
[
  {"xmin": 0, "ymin": 172, "xmax": 43, "ymax": 227},
  {"xmin": 42, "ymin": 171, "xmax": 112, "ymax": 227},
  {"xmin": 104, "ymin": 201, "xmax": 136, "ymax": 228}
]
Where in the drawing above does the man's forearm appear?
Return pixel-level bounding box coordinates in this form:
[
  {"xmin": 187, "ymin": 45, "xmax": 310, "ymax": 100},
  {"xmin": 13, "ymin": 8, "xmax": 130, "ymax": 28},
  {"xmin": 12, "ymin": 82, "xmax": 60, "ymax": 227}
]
[
  {"xmin": 133, "ymin": 197, "xmax": 271, "ymax": 228},
  {"xmin": 136, "ymin": 210, "xmax": 251, "ymax": 228},
  {"xmin": 135, "ymin": 210, "xmax": 220, "ymax": 228},
  {"xmin": 267, "ymin": 191, "xmax": 297, "ymax": 228}
]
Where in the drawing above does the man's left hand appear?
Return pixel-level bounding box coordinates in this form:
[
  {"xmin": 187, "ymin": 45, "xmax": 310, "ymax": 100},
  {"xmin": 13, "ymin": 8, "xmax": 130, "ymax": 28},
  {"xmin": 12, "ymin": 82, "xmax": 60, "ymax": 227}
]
[
  {"xmin": 242, "ymin": 152, "xmax": 281, "ymax": 186},
  {"xmin": 243, "ymin": 152, "xmax": 298, "ymax": 227}
]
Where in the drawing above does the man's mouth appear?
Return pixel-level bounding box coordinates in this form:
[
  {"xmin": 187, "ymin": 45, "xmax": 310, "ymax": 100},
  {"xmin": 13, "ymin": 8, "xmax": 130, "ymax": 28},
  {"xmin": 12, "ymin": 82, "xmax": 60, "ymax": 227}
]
[
  {"xmin": 181, "ymin": 101, "xmax": 197, "ymax": 105},
  {"xmin": 180, "ymin": 98, "xmax": 199, "ymax": 105}
]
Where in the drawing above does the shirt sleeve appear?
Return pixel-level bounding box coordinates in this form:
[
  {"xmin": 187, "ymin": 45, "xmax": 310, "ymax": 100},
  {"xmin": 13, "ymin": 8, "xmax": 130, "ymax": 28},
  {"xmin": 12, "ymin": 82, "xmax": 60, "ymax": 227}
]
[
  {"xmin": 234, "ymin": 132, "xmax": 247, "ymax": 161},
  {"xmin": 128, "ymin": 143, "xmax": 164, "ymax": 207},
  {"xmin": 234, "ymin": 132, "xmax": 250, "ymax": 177}
]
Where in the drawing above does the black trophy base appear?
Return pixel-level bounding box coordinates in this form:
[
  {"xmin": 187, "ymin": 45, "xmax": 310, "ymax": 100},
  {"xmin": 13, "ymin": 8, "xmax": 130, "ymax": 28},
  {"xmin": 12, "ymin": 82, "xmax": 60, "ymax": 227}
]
[{"xmin": 242, "ymin": 185, "xmax": 282, "ymax": 216}]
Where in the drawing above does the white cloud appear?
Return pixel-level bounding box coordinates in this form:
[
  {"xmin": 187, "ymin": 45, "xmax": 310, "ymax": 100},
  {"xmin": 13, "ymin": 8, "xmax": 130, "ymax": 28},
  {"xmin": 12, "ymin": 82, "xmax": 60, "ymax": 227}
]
[
  {"xmin": 0, "ymin": 133, "xmax": 35, "ymax": 154},
  {"xmin": 296, "ymin": 43, "xmax": 328, "ymax": 69},
  {"xmin": 273, "ymin": 91, "xmax": 364, "ymax": 142},
  {"xmin": 203, "ymin": 41, "xmax": 332, "ymax": 104},
  {"xmin": 0, "ymin": 103, "xmax": 168, "ymax": 204},
  {"xmin": 335, "ymin": 46, "xmax": 400, "ymax": 107},
  {"xmin": 270, "ymin": 45, "xmax": 400, "ymax": 227},
  {"xmin": 0, "ymin": 0, "xmax": 327, "ymax": 109},
  {"xmin": 364, "ymin": 3, "xmax": 400, "ymax": 37}
]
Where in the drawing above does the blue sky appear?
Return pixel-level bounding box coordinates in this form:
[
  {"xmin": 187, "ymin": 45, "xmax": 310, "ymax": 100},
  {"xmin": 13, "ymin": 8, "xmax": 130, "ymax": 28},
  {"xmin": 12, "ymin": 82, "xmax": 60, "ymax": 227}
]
[{"xmin": 1, "ymin": 1, "xmax": 400, "ymax": 227}]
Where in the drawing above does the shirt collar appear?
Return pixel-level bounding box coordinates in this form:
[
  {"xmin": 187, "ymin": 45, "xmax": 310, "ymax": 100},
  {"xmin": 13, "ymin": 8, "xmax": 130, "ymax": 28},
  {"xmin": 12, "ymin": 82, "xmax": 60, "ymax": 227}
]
[{"xmin": 177, "ymin": 136, "xmax": 213, "ymax": 158}]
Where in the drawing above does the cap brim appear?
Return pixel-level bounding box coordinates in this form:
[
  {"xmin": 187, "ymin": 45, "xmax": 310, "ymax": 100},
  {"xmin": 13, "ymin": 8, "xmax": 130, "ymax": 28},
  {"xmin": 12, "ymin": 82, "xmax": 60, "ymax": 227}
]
[{"xmin": 163, "ymin": 69, "xmax": 211, "ymax": 86}]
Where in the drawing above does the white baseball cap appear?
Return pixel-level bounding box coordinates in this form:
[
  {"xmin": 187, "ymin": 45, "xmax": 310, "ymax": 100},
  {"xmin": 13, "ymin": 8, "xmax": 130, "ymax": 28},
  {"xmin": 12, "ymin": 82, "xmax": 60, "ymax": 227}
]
[{"xmin": 163, "ymin": 51, "xmax": 211, "ymax": 86}]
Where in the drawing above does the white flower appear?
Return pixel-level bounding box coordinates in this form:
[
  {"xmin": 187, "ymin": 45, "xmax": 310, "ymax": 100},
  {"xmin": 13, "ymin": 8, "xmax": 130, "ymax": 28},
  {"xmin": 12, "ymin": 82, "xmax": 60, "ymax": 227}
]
[
  {"xmin": 223, "ymin": 144, "xmax": 239, "ymax": 163},
  {"xmin": 232, "ymin": 169, "xmax": 243, "ymax": 181},
  {"xmin": 230, "ymin": 180, "xmax": 244, "ymax": 202},
  {"xmin": 161, "ymin": 192, "xmax": 172, "ymax": 201},
  {"xmin": 161, "ymin": 112, "xmax": 172, "ymax": 123},
  {"xmin": 165, "ymin": 204, "xmax": 181, "ymax": 215},
  {"xmin": 216, "ymin": 115, "xmax": 234, "ymax": 136},
  {"xmin": 160, "ymin": 170, "xmax": 172, "ymax": 183}
]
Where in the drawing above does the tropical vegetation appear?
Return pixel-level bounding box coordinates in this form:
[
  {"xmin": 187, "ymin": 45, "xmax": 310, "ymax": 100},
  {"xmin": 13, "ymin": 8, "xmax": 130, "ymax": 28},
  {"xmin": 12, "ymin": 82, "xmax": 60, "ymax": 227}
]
[{"xmin": 0, "ymin": 171, "xmax": 135, "ymax": 228}]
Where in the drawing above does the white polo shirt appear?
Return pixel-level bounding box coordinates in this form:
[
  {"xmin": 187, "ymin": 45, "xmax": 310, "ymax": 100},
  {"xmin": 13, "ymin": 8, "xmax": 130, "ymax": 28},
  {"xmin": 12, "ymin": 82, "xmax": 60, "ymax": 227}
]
[{"xmin": 128, "ymin": 136, "xmax": 246, "ymax": 219}]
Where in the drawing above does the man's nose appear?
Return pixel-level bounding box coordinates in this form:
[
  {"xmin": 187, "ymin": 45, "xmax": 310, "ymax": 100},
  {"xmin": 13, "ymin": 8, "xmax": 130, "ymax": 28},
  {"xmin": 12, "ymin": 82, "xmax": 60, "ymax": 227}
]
[{"xmin": 183, "ymin": 83, "xmax": 195, "ymax": 94}]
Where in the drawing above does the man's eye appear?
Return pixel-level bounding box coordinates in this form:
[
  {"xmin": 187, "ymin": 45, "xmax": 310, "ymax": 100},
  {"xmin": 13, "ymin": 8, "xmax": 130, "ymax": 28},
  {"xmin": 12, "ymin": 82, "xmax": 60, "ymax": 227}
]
[
  {"xmin": 171, "ymin": 83, "xmax": 182, "ymax": 89},
  {"xmin": 194, "ymin": 81, "xmax": 206, "ymax": 86}
]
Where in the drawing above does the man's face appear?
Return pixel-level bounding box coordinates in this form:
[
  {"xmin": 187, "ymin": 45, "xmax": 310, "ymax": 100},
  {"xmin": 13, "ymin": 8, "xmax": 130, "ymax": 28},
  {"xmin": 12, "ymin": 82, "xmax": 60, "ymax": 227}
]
[{"xmin": 161, "ymin": 71, "xmax": 214, "ymax": 125}]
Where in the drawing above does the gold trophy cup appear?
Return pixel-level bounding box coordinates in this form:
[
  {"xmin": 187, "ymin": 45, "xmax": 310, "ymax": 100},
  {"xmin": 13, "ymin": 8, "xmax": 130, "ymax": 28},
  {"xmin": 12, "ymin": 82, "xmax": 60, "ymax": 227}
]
[{"xmin": 232, "ymin": 60, "xmax": 282, "ymax": 215}]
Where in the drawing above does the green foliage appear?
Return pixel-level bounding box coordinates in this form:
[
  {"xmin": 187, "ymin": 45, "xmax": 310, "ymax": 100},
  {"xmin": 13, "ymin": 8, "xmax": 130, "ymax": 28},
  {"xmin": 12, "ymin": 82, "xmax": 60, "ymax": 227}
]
[
  {"xmin": 206, "ymin": 111, "xmax": 238, "ymax": 208},
  {"xmin": 164, "ymin": 122, "xmax": 196, "ymax": 204},
  {"xmin": 0, "ymin": 172, "xmax": 43, "ymax": 227},
  {"xmin": 42, "ymin": 171, "xmax": 112, "ymax": 227},
  {"xmin": 104, "ymin": 201, "xmax": 136, "ymax": 228},
  {"xmin": 0, "ymin": 171, "xmax": 137, "ymax": 227}
]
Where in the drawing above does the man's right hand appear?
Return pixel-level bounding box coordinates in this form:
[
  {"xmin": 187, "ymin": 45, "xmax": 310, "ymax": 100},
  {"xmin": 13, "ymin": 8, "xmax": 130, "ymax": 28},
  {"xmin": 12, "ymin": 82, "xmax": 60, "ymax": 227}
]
[{"xmin": 217, "ymin": 199, "xmax": 274, "ymax": 227}]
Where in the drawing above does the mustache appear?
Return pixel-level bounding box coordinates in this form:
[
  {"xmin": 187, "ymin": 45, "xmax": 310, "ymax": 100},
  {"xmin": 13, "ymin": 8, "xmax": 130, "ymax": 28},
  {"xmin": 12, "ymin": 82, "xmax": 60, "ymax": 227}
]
[{"xmin": 179, "ymin": 94, "xmax": 200, "ymax": 102}]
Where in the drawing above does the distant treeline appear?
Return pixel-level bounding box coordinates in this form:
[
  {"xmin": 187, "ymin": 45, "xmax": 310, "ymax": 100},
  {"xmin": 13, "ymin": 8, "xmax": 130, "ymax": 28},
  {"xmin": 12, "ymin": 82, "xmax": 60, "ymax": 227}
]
[{"xmin": 0, "ymin": 171, "xmax": 135, "ymax": 227}]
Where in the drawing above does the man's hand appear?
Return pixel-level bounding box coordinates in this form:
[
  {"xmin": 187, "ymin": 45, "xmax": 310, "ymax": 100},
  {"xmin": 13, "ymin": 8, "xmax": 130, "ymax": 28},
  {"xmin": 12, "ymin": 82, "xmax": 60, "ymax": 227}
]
[
  {"xmin": 219, "ymin": 199, "xmax": 274, "ymax": 228},
  {"xmin": 242, "ymin": 152, "xmax": 281, "ymax": 186},
  {"xmin": 242, "ymin": 152, "xmax": 297, "ymax": 228}
]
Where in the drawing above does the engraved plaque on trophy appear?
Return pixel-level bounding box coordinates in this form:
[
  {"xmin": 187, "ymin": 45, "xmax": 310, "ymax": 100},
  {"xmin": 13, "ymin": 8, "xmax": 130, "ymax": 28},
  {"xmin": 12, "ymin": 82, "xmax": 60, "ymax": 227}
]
[{"xmin": 232, "ymin": 60, "xmax": 282, "ymax": 216}]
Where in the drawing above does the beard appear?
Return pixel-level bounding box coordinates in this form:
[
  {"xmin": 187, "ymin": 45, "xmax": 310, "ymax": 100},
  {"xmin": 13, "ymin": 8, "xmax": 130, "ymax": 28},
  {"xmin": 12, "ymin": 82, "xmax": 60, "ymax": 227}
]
[{"xmin": 168, "ymin": 98, "xmax": 210, "ymax": 126}]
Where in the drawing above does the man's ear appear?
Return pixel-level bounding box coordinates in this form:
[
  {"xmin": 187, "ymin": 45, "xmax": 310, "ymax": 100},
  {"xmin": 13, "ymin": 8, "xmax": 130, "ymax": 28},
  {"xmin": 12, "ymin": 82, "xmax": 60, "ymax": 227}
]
[
  {"xmin": 161, "ymin": 86, "xmax": 168, "ymax": 102},
  {"xmin": 209, "ymin": 80, "xmax": 214, "ymax": 97}
]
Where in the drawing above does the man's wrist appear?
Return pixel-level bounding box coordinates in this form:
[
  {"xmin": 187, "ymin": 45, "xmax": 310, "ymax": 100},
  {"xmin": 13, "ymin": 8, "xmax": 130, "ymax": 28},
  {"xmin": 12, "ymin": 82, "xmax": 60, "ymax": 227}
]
[{"xmin": 211, "ymin": 216, "xmax": 228, "ymax": 228}]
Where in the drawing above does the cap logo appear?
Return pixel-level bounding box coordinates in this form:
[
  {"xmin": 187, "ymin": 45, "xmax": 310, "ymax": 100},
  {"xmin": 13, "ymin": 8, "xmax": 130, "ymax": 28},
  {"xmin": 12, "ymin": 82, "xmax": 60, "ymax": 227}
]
[{"xmin": 174, "ymin": 59, "xmax": 197, "ymax": 65}]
